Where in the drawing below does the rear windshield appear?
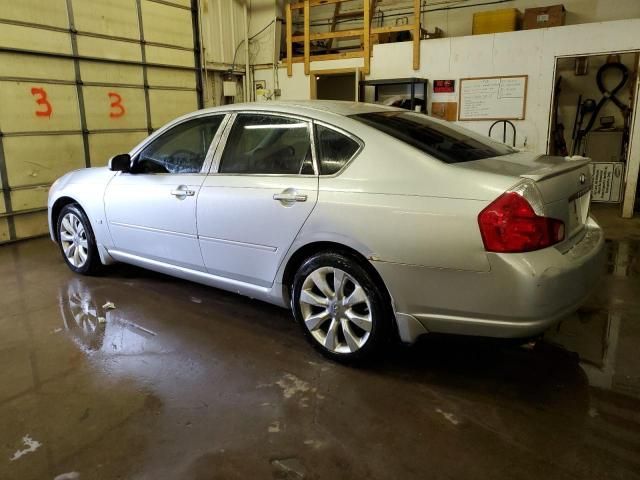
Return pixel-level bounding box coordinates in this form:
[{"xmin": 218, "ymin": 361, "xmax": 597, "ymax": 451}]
[{"xmin": 350, "ymin": 111, "xmax": 514, "ymax": 163}]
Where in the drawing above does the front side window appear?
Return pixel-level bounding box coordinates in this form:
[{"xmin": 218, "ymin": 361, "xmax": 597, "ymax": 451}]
[
  {"xmin": 219, "ymin": 114, "xmax": 313, "ymax": 175},
  {"xmin": 135, "ymin": 115, "xmax": 224, "ymax": 174},
  {"xmin": 316, "ymin": 124, "xmax": 360, "ymax": 175},
  {"xmin": 350, "ymin": 111, "xmax": 515, "ymax": 164}
]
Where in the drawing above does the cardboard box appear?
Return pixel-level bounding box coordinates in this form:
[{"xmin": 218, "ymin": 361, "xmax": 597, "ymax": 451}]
[
  {"xmin": 523, "ymin": 5, "xmax": 566, "ymax": 30},
  {"xmin": 370, "ymin": 32, "xmax": 391, "ymax": 45},
  {"xmin": 431, "ymin": 102, "xmax": 458, "ymax": 121},
  {"xmin": 472, "ymin": 8, "xmax": 521, "ymax": 35}
]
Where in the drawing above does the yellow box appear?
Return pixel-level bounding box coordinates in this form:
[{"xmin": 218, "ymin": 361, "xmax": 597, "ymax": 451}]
[{"xmin": 472, "ymin": 8, "xmax": 521, "ymax": 35}]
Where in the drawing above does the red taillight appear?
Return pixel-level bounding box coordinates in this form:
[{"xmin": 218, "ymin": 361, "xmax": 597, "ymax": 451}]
[{"xmin": 478, "ymin": 192, "xmax": 564, "ymax": 253}]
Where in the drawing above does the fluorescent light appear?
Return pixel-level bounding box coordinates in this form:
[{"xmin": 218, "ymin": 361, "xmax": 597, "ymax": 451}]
[{"xmin": 244, "ymin": 123, "xmax": 307, "ymax": 130}]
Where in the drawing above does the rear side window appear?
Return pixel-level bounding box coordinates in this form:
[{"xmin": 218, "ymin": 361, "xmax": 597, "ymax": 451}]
[
  {"xmin": 350, "ymin": 111, "xmax": 514, "ymax": 163},
  {"xmin": 219, "ymin": 114, "xmax": 314, "ymax": 175},
  {"xmin": 316, "ymin": 125, "xmax": 360, "ymax": 175}
]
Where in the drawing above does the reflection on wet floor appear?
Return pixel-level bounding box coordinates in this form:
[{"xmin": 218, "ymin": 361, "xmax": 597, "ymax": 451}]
[
  {"xmin": 544, "ymin": 236, "xmax": 640, "ymax": 477},
  {"xmin": 606, "ymin": 238, "xmax": 640, "ymax": 277},
  {"xmin": 62, "ymin": 279, "xmax": 157, "ymax": 354},
  {"xmin": 0, "ymin": 230, "xmax": 639, "ymax": 478},
  {"xmin": 549, "ymin": 237, "xmax": 640, "ymax": 394}
]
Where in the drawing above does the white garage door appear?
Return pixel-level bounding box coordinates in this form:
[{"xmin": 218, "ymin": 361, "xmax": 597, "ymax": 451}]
[{"xmin": 0, "ymin": 0, "xmax": 201, "ymax": 243}]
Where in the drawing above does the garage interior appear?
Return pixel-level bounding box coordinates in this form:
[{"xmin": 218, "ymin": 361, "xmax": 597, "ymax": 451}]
[{"xmin": 1, "ymin": 1, "xmax": 640, "ymax": 479}]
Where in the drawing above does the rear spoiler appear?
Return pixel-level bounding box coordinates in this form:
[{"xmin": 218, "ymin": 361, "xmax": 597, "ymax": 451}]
[{"xmin": 519, "ymin": 155, "xmax": 591, "ymax": 182}]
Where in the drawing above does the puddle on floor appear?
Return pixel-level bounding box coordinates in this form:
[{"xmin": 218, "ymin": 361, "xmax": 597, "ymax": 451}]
[
  {"xmin": 547, "ymin": 239, "xmax": 640, "ymax": 396},
  {"xmin": 59, "ymin": 279, "xmax": 158, "ymax": 355},
  {"xmin": 605, "ymin": 238, "xmax": 639, "ymax": 278}
]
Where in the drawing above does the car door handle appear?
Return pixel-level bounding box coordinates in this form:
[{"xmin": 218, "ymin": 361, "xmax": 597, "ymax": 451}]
[
  {"xmin": 171, "ymin": 187, "xmax": 195, "ymax": 198},
  {"xmin": 273, "ymin": 193, "xmax": 307, "ymax": 202}
]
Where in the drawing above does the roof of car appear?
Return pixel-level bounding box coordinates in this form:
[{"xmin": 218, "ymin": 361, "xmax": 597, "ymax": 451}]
[
  {"xmin": 151, "ymin": 101, "xmax": 401, "ymax": 146},
  {"xmin": 196, "ymin": 100, "xmax": 397, "ymax": 118}
]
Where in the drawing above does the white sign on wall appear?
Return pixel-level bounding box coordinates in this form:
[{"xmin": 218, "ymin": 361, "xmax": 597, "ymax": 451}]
[
  {"xmin": 590, "ymin": 162, "xmax": 625, "ymax": 203},
  {"xmin": 458, "ymin": 75, "xmax": 528, "ymax": 121}
]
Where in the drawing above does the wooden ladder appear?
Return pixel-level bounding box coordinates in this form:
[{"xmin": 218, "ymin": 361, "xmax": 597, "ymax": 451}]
[
  {"xmin": 286, "ymin": 0, "xmax": 420, "ymax": 77},
  {"xmin": 327, "ymin": 1, "xmax": 377, "ymax": 51}
]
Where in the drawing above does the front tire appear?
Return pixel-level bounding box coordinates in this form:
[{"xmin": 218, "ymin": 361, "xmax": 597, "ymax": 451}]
[
  {"xmin": 57, "ymin": 203, "xmax": 102, "ymax": 275},
  {"xmin": 291, "ymin": 251, "xmax": 390, "ymax": 362}
]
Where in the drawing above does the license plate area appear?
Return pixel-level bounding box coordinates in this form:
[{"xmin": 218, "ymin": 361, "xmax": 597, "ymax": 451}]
[{"xmin": 568, "ymin": 190, "xmax": 591, "ymax": 236}]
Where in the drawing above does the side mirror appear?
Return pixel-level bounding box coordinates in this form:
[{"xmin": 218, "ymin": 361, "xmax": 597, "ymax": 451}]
[{"xmin": 108, "ymin": 153, "xmax": 131, "ymax": 172}]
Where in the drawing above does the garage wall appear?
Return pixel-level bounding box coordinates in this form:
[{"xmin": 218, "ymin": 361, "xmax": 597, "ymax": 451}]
[
  {"xmin": 255, "ymin": 19, "xmax": 640, "ymax": 153},
  {"xmin": 201, "ymin": 0, "xmax": 282, "ymax": 69},
  {"xmin": 201, "ymin": 0, "xmax": 246, "ymax": 68},
  {"xmin": 301, "ymin": 0, "xmax": 640, "ymax": 42},
  {"xmin": 0, "ymin": 0, "xmax": 201, "ymax": 244},
  {"xmin": 253, "ymin": 18, "xmax": 640, "ymax": 215}
]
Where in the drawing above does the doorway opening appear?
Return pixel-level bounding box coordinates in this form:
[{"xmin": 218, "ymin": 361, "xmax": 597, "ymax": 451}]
[
  {"xmin": 310, "ymin": 69, "xmax": 358, "ymax": 101},
  {"xmin": 549, "ymin": 51, "xmax": 640, "ymax": 215}
]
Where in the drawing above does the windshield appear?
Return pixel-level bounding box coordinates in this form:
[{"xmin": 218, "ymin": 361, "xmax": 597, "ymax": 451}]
[{"xmin": 350, "ymin": 111, "xmax": 515, "ymax": 163}]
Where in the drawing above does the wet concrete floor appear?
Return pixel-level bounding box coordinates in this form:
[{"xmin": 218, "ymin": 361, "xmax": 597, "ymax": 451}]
[{"xmin": 1, "ymin": 205, "xmax": 639, "ymax": 479}]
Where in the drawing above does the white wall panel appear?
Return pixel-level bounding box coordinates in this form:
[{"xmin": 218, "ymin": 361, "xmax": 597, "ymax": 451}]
[
  {"xmin": 0, "ymin": 52, "xmax": 75, "ymax": 81},
  {"xmin": 88, "ymin": 131, "xmax": 147, "ymax": 166},
  {"xmin": 83, "ymin": 86, "xmax": 147, "ymax": 131},
  {"xmin": 79, "ymin": 61, "xmax": 144, "ymax": 86},
  {"xmin": 76, "ymin": 36, "xmax": 143, "ymax": 62},
  {"xmin": 147, "ymin": 67, "xmax": 197, "ymax": 89},
  {"xmin": 146, "ymin": 44, "xmax": 194, "ymax": 67},
  {"xmin": 201, "ymin": 0, "xmax": 245, "ymax": 66},
  {"xmin": 149, "ymin": 89, "xmax": 198, "ymax": 129},
  {"xmin": 72, "ymin": 0, "xmax": 141, "ymax": 39},
  {"xmin": 0, "ymin": 23, "xmax": 72, "ymax": 55},
  {"xmin": 142, "ymin": 0, "xmax": 194, "ymax": 49},
  {"xmin": 0, "ymin": 0, "xmax": 69, "ymax": 28},
  {"xmin": 3, "ymin": 135, "xmax": 85, "ymax": 188},
  {"xmin": 0, "ymin": 81, "xmax": 81, "ymax": 133}
]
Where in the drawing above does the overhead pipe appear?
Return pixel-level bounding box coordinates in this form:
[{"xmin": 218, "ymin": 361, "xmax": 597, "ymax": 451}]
[{"xmin": 244, "ymin": 0, "xmax": 250, "ymax": 101}]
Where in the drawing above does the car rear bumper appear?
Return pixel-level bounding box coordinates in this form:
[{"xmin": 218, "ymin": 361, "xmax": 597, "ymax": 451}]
[{"xmin": 374, "ymin": 217, "xmax": 606, "ymax": 343}]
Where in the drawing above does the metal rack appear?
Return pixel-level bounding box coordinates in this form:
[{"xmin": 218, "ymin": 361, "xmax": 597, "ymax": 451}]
[{"xmin": 358, "ymin": 77, "xmax": 428, "ymax": 111}]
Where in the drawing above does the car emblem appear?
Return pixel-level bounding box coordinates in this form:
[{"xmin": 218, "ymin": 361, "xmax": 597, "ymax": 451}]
[{"xmin": 579, "ymin": 173, "xmax": 586, "ymax": 185}]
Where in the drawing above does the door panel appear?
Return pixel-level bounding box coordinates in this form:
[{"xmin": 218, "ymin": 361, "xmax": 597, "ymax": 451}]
[
  {"xmin": 197, "ymin": 112, "xmax": 318, "ymax": 287},
  {"xmin": 197, "ymin": 175, "xmax": 318, "ymax": 286},
  {"xmin": 104, "ymin": 173, "xmax": 206, "ymax": 270},
  {"xmin": 104, "ymin": 114, "xmax": 226, "ymax": 270}
]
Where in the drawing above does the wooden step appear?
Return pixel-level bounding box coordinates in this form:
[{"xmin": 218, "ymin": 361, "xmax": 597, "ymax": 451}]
[{"xmin": 336, "ymin": 10, "xmax": 363, "ymax": 19}]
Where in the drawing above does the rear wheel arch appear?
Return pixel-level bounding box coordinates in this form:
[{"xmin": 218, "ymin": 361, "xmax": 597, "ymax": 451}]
[{"xmin": 281, "ymin": 241, "xmax": 394, "ymax": 312}]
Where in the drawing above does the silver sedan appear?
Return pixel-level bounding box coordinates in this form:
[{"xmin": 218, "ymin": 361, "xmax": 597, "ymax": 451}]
[{"xmin": 48, "ymin": 101, "xmax": 605, "ymax": 361}]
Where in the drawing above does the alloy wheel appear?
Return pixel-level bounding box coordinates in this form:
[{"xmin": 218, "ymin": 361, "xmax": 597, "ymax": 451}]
[
  {"xmin": 60, "ymin": 212, "xmax": 89, "ymax": 268},
  {"xmin": 299, "ymin": 266, "xmax": 373, "ymax": 354}
]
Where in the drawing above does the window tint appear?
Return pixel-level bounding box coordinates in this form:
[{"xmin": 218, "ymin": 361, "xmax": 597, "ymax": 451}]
[
  {"xmin": 136, "ymin": 116, "xmax": 224, "ymax": 174},
  {"xmin": 350, "ymin": 111, "xmax": 515, "ymax": 163},
  {"xmin": 219, "ymin": 114, "xmax": 313, "ymax": 175},
  {"xmin": 316, "ymin": 125, "xmax": 359, "ymax": 175}
]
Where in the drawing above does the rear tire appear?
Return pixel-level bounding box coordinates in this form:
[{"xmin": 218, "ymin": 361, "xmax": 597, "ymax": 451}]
[
  {"xmin": 291, "ymin": 251, "xmax": 390, "ymax": 362},
  {"xmin": 56, "ymin": 203, "xmax": 103, "ymax": 275}
]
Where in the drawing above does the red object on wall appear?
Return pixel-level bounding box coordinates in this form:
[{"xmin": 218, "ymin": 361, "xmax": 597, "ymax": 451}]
[
  {"xmin": 31, "ymin": 87, "xmax": 52, "ymax": 118},
  {"xmin": 433, "ymin": 80, "xmax": 455, "ymax": 93}
]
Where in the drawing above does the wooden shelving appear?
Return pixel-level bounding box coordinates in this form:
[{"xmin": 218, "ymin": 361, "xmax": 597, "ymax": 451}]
[{"xmin": 285, "ymin": 0, "xmax": 421, "ymax": 77}]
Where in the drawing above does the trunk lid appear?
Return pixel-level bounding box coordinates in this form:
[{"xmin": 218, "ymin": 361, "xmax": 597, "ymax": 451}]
[{"xmin": 459, "ymin": 151, "xmax": 592, "ymax": 242}]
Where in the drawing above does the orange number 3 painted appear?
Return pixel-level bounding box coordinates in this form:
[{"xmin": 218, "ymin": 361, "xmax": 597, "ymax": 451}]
[
  {"xmin": 31, "ymin": 87, "xmax": 52, "ymax": 118},
  {"xmin": 108, "ymin": 92, "xmax": 126, "ymax": 118}
]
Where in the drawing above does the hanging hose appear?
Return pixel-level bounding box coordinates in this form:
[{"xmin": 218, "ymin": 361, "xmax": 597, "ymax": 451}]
[{"xmin": 572, "ymin": 62, "xmax": 630, "ymax": 155}]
